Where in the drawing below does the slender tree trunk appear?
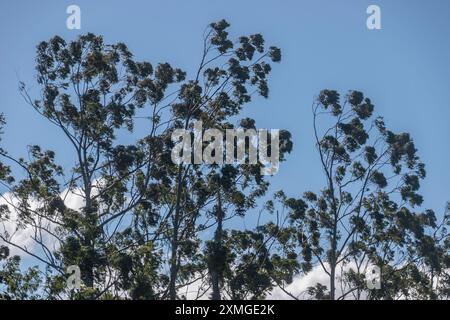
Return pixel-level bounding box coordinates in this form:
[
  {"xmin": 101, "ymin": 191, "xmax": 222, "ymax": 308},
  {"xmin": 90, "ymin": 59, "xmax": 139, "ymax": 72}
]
[
  {"xmin": 329, "ymin": 263, "xmax": 336, "ymax": 300},
  {"xmin": 82, "ymin": 174, "xmax": 96, "ymax": 290},
  {"xmin": 329, "ymin": 213, "xmax": 338, "ymax": 300},
  {"xmin": 78, "ymin": 141, "xmax": 96, "ymax": 290},
  {"xmin": 211, "ymin": 190, "xmax": 223, "ymax": 300},
  {"xmin": 169, "ymin": 164, "xmax": 184, "ymax": 300},
  {"xmin": 169, "ymin": 115, "xmax": 193, "ymax": 300}
]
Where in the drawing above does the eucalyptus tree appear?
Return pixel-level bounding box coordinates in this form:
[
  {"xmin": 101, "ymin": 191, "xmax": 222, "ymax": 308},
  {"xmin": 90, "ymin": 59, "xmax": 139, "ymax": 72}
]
[
  {"xmin": 0, "ymin": 20, "xmax": 289, "ymax": 300},
  {"xmin": 158, "ymin": 19, "xmax": 285, "ymax": 299},
  {"xmin": 195, "ymin": 119, "xmax": 292, "ymax": 300},
  {"xmin": 0, "ymin": 33, "xmax": 189, "ymax": 298},
  {"xmin": 263, "ymin": 90, "xmax": 449, "ymax": 300}
]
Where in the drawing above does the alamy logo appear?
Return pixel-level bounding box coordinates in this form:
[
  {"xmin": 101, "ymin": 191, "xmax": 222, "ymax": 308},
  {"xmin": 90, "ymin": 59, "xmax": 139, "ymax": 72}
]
[
  {"xmin": 66, "ymin": 265, "xmax": 81, "ymax": 291},
  {"xmin": 66, "ymin": 5, "xmax": 81, "ymax": 30},
  {"xmin": 171, "ymin": 121, "xmax": 281, "ymax": 175},
  {"xmin": 366, "ymin": 266, "xmax": 382, "ymax": 290},
  {"xmin": 367, "ymin": 5, "xmax": 382, "ymax": 30}
]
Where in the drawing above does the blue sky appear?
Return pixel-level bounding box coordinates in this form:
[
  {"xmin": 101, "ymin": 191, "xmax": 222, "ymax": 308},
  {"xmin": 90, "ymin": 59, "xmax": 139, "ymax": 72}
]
[{"xmin": 1, "ymin": 0, "xmax": 449, "ymax": 219}]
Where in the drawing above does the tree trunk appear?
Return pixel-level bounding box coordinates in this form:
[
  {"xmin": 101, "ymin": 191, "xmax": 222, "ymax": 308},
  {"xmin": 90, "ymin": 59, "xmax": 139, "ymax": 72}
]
[
  {"xmin": 329, "ymin": 263, "xmax": 336, "ymax": 300},
  {"xmin": 211, "ymin": 190, "xmax": 223, "ymax": 300},
  {"xmin": 329, "ymin": 213, "xmax": 338, "ymax": 300},
  {"xmin": 169, "ymin": 164, "xmax": 184, "ymax": 300},
  {"xmin": 82, "ymin": 179, "xmax": 95, "ymax": 290}
]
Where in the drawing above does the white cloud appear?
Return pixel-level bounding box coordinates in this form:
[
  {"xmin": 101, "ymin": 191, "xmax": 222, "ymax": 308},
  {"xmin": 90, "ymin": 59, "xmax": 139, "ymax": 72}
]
[
  {"xmin": 1, "ymin": 192, "xmax": 40, "ymax": 256},
  {"xmin": 0, "ymin": 187, "xmax": 85, "ymax": 257},
  {"xmin": 268, "ymin": 264, "xmax": 330, "ymax": 299},
  {"xmin": 268, "ymin": 260, "xmax": 373, "ymax": 300}
]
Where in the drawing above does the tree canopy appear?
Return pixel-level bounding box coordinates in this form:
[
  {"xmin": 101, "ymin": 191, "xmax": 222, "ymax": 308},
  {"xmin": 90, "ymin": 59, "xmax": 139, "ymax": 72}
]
[{"xmin": 0, "ymin": 21, "xmax": 448, "ymax": 300}]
